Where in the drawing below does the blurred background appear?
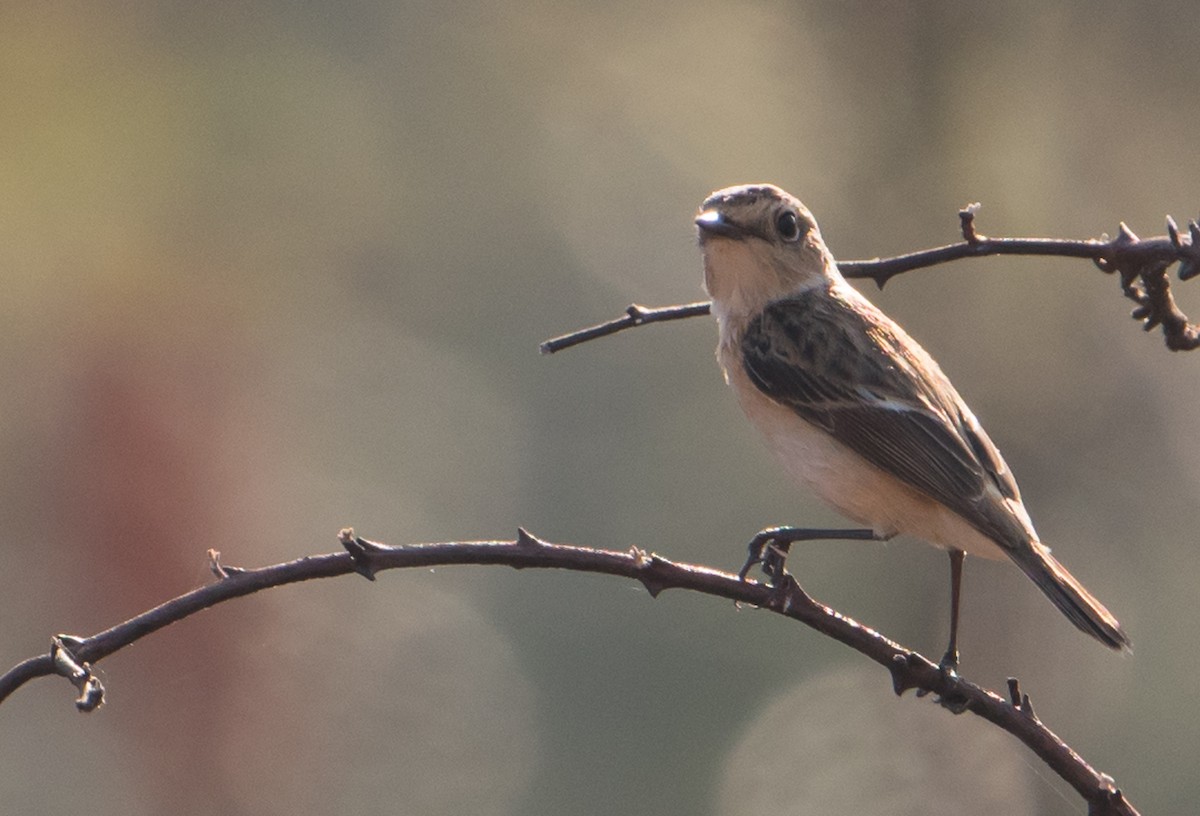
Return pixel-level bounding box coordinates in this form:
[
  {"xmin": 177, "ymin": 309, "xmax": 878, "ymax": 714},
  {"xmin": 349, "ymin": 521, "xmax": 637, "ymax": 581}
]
[{"xmin": 0, "ymin": 1, "xmax": 1196, "ymax": 813}]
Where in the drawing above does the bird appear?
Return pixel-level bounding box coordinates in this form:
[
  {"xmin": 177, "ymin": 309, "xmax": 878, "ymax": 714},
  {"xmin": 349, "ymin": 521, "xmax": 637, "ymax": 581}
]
[{"xmin": 695, "ymin": 182, "xmax": 1130, "ymax": 669}]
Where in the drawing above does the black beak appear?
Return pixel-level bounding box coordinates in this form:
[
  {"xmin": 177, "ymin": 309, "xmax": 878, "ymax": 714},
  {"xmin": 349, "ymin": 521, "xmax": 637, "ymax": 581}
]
[{"xmin": 695, "ymin": 209, "xmax": 744, "ymax": 239}]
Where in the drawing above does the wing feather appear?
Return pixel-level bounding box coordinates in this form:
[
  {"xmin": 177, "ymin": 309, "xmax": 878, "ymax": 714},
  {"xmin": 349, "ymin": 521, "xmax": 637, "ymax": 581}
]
[{"xmin": 741, "ymin": 287, "xmax": 1025, "ymax": 548}]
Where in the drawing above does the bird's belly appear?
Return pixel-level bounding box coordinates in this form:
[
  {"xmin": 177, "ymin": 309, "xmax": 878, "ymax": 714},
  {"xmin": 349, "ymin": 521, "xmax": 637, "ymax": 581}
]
[{"xmin": 731, "ymin": 368, "xmax": 1009, "ymax": 561}]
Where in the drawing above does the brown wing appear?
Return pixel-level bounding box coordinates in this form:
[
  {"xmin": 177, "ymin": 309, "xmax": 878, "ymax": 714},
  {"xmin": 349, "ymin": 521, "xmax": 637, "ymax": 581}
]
[{"xmin": 741, "ymin": 287, "xmax": 1028, "ymax": 549}]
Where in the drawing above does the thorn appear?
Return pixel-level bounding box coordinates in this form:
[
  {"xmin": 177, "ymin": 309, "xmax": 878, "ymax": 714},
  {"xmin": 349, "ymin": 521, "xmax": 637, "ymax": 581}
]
[
  {"xmin": 1167, "ymin": 215, "xmax": 1180, "ymax": 246},
  {"xmin": 1133, "ymin": 303, "xmax": 1161, "ymax": 329},
  {"xmin": 51, "ymin": 636, "xmax": 87, "ymax": 681},
  {"xmin": 890, "ymin": 655, "xmax": 912, "ymax": 695},
  {"xmin": 207, "ymin": 549, "xmax": 245, "ymax": 579},
  {"xmin": 889, "ymin": 652, "xmax": 926, "ymax": 696},
  {"xmin": 630, "ymin": 548, "xmax": 668, "ymax": 597},
  {"xmin": 208, "ymin": 549, "xmax": 228, "ymax": 579},
  {"xmin": 638, "ymin": 579, "xmax": 666, "ymax": 598},
  {"xmin": 1094, "ymin": 232, "xmax": 1116, "ymax": 273},
  {"xmin": 516, "ymin": 528, "xmax": 545, "ymax": 549},
  {"xmin": 1007, "ymin": 677, "xmax": 1021, "ymax": 707},
  {"xmin": 339, "ymin": 529, "xmax": 384, "ymax": 581},
  {"xmin": 958, "ymin": 202, "xmax": 983, "ymax": 244},
  {"xmin": 1116, "ymin": 222, "xmax": 1139, "ymax": 244},
  {"xmin": 1119, "ymin": 269, "xmax": 1142, "ymax": 294},
  {"xmin": 1007, "ymin": 677, "xmax": 1038, "ymax": 717},
  {"xmin": 765, "ymin": 573, "xmax": 810, "ymax": 614},
  {"xmin": 55, "ymin": 634, "xmax": 87, "ymax": 650},
  {"xmin": 638, "ymin": 575, "xmax": 666, "ymax": 598},
  {"xmin": 1181, "ymin": 220, "xmax": 1200, "ymax": 281}
]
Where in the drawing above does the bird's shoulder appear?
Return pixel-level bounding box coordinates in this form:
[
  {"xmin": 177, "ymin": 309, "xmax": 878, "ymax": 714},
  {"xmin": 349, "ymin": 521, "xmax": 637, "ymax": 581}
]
[{"xmin": 741, "ymin": 284, "xmax": 940, "ymax": 408}]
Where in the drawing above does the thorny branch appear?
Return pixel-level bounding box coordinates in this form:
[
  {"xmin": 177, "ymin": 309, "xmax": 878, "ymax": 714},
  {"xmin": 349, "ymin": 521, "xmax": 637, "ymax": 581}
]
[
  {"xmin": 1, "ymin": 530, "xmax": 1139, "ymax": 816},
  {"xmin": 9, "ymin": 203, "xmax": 1174, "ymax": 815},
  {"xmin": 539, "ymin": 204, "xmax": 1200, "ymax": 354}
]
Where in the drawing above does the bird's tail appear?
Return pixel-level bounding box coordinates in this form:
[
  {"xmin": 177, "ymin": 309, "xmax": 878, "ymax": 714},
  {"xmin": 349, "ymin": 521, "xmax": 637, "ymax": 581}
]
[{"xmin": 1012, "ymin": 544, "xmax": 1131, "ymax": 652}]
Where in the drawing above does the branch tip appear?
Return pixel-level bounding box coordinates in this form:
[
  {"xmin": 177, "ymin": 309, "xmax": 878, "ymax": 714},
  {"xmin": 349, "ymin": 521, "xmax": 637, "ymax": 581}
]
[{"xmin": 538, "ymin": 300, "xmax": 712, "ymax": 355}]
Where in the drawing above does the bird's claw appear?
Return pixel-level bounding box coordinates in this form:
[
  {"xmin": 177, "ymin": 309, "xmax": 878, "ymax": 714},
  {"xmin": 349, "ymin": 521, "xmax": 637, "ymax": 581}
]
[{"xmin": 738, "ymin": 531, "xmax": 792, "ymax": 583}]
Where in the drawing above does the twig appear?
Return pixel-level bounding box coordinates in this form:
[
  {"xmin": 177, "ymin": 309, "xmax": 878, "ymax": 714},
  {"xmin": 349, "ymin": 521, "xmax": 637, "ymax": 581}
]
[
  {"xmin": 540, "ymin": 301, "xmax": 711, "ymax": 354},
  {"xmin": 539, "ymin": 204, "xmax": 1200, "ymax": 353},
  {"xmin": 0, "ymin": 528, "xmax": 1140, "ymax": 816}
]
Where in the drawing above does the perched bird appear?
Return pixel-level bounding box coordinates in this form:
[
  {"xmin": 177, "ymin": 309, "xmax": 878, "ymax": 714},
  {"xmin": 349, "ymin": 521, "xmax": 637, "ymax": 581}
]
[{"xmin": 695, "ymin": 183, "xmax": 1130, "ymax": 668}]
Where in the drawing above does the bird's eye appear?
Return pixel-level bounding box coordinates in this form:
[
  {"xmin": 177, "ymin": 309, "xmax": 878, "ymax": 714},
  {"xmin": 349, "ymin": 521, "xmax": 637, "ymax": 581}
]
[{"xmin": 776, "ymin": 210, "xmax": 802, "ymax": 242}]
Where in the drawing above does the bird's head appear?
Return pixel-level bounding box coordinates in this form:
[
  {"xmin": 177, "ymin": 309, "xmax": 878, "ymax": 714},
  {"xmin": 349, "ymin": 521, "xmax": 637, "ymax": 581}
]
[{"xmin": 696, "ymin": 183, "xmax": 837, "ymax": 320}]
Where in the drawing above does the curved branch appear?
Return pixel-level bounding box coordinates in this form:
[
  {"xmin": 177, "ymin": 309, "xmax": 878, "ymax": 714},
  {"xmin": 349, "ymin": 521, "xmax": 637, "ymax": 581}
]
[
  {"xmin": 539, "ymin": 204, "xmax": 1200, "ymax": 353},
  {"xmin": 1, "ymin": 529, "xmax": 1138, "ymax": 816}
]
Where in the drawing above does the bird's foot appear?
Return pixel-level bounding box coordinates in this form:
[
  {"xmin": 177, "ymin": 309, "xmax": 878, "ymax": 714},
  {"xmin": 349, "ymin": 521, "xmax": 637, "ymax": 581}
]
[
  {"xmin": 915, "ymin": 648, "xmax": 969, "ymax": 712},
  {"xmin": 937, "ymin": 645, "xmax": 960, "ymax": 676},
  {"xmin": 737, "ymin": 526, "xmax": 882, "ymax": 583},
  {"xmin": 738, "ymin": 527, "xmax": 795, "ymax": 583}
]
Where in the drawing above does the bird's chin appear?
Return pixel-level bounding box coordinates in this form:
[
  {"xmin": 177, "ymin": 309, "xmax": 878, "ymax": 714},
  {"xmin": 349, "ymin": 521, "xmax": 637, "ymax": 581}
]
[
  {"xmin": 703, "ymin": 246, "xmax": 786, "ymax": 319},
  {"xmin": 697, "ymin": 231, "xmax": 737, "ymax": 247}
]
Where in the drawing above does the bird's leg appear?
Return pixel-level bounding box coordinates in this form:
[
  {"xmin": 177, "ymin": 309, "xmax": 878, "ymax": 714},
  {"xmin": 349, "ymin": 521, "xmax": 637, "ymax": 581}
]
[
  {"xmin": 939, "ymin": 548, "xmax": 966, "ymax": 673},
  {"xmin": 917, "ymin": 548, "xmax": 969, "ymax": 706},
  {"xmin": 739, "ymin": 526, "xmax": 890, "ymax": 583}
]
